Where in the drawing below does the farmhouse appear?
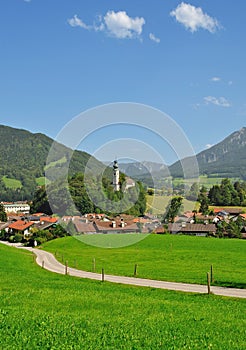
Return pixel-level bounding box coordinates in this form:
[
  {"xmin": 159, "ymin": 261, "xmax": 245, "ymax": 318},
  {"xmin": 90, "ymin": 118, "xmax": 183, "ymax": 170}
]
[
  {"xmin": 8, "ymin": 220, "xmax": 34, "ymax": 236},
  {"xmin": 167, "ymin": 223, "xmax": 217, "ymax": 237}
]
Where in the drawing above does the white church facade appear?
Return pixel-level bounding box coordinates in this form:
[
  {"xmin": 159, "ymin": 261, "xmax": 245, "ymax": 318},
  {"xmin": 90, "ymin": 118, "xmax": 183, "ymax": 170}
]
[{"xmin": 112, "ymin": 160, "xmax": 135, "ymax": 192}]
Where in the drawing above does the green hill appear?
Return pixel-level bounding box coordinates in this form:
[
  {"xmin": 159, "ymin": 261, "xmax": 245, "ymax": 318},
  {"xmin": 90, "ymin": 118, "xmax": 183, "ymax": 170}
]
[{"xmin": 0, "ymin": 125, "xmax": 107, "ymax": 201}]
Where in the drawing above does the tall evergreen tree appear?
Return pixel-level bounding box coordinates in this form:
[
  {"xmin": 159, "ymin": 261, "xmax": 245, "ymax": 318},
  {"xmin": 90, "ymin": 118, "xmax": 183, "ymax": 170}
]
[{"xmin": 0, "ymin": 204, "xmax": 7, "ymax": 222}]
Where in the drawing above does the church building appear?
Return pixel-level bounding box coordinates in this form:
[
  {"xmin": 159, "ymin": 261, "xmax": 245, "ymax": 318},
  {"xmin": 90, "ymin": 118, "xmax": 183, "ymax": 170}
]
[{"xmin": 113, "ymin": 160, "xmax": 120, "ymax": 191}]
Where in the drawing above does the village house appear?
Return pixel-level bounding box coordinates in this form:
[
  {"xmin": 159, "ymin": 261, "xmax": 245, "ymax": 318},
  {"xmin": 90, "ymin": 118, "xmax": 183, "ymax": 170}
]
[
  {"xmin": 8, "ymin": 220, "xmax": 34, "ymax": 236},
  {"xmin": 165, "ymin": 223, "xmax": 217, "ymax": 237},
  {"xmin": 2, "ymin": 202, "xmax": 30, "ymax": 215}
]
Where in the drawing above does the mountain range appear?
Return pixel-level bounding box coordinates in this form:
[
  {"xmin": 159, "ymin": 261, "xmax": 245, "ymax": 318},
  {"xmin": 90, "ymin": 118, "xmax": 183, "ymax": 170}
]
[
  {"xmin": 0, "ymin": 125, "xmax": 245, "ymax": 200},
  {"xmin": 119, "ymin": 127, "xmax": 246, "ymax": 183}
]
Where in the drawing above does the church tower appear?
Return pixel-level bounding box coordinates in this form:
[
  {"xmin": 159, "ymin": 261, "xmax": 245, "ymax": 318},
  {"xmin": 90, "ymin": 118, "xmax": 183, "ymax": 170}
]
[{"xmin": 113, "ymin": 160, "xmax": 120, "ymax": 191}]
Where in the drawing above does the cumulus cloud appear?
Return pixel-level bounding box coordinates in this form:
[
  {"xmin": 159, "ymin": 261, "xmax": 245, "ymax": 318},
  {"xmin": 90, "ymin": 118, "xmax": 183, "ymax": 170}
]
[
  {"xmin": 149, "ymin": 33, "xmax": 160, "ymax": 43},
  {"xmin": 170, "ymin": 2, "xmax": 220, "ymax": 33},
  {"xmin": 68, "ymin": 15, "xmax": 91, "ymax": 30},
  {"xmin": 204, "ymin": 96, "xmax": 231, "ymax": 107},
  {"xmin": 210, "ymin": 77, "xmax": 221, "ymax": 82},
  {"xmin": 104, "ymin": 11, "xmax": 145, "ymax": 39},
  {"xmin": 68, "ymin": 11, "xmax": 145, "ymax": 40}
]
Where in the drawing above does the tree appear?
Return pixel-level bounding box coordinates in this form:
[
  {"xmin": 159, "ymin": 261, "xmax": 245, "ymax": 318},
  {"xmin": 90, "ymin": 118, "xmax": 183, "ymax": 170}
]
[
  {"xmin": 186, "ymin": 182, "xmax": 199, "ymax": 201},
  {"xmin": 208, "ymin": 179, "xmax": 245, "ymax": 206},
  {"xmin": 226, "ymin": 221, "xmax": 242, "ymax": 239},
  {"xmin": 163, "ymin": 196, "xmax": 183, "ymax": 223},
  {"xmin": 0, "ymin": 204, "xmax": 7, "ymax": 222},
  {"xmin": 198, "ymin": 186, "xmax": 209, "ymax": 215}
]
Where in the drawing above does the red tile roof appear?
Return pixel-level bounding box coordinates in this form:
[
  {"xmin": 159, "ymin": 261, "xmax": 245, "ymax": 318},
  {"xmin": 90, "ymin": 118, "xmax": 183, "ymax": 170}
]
[
  {"xmin": 8, "ymin": 220, "xmax": 34, "ymax": 231},
  {"xmin": 40, "ymin": 217, "xmax": 58, "ymax": 223}
]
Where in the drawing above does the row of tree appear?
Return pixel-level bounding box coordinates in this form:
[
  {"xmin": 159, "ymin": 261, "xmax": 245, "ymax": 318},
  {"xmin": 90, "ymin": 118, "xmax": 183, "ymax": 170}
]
[{"xmin": 186, "ymin": 179, "xmax": 246, "ymax": 214}]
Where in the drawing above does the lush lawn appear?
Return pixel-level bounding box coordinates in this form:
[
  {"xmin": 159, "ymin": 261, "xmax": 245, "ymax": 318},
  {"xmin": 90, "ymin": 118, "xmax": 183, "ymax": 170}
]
[
  {"xmin": 2, "ymin": 175, "xmax": 22, "ymax": 189},
  {"xmin": 1, "ymin": 244, "xmax": 246, "ymax": 349},
  {"xmin": 42, "ymin": 235, "xmax": 246, "ymax": 288}
]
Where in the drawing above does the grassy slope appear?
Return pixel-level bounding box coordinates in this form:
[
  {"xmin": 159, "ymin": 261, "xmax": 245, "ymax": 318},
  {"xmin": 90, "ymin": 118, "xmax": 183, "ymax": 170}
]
[
  {"xmin": 2, "ymin": 175, "xmax": 22, "ymax": 189},
  {"xmin": 42, "ymin": 235, "xmax": 246, "ymax": 288},
  {"xmin": 1, "ymin": 244, "xmax": 246, "ymax": 350},
  {"xmin": 146, "ymin": 194, "xmax": 199, "ymax": 214}
]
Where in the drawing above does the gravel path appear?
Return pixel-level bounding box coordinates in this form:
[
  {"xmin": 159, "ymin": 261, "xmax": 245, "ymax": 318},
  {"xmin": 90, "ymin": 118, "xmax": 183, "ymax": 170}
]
[{"xmin": 1, "ymin": 241, "xmax": 246, "ymax": 299}]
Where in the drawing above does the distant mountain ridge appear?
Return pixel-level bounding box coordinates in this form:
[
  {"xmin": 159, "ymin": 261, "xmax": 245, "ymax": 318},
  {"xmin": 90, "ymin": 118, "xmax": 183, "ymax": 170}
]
[
  {"xmin": 170, "ymin": 127, "xmax": 246, "ymax": 179},
  {"xmin": 0, "ymin": 125, "xmax": 245, "ymax": 201},
  {"xmin": 118, "ymin": 128, "xmax": 246, "ymax": 182}
]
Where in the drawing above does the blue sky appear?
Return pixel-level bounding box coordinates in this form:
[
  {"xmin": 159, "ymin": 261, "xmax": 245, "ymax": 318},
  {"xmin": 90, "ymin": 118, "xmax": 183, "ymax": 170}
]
[{"xmin": 0, "ymin": 0, "xmax": 246, "ymax": 164}]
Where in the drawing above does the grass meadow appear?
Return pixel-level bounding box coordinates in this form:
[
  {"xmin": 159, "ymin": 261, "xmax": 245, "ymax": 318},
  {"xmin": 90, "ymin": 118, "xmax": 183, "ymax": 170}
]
[
  {"xmin": 2, "ymin": 175, "xmax": 22, "ymax": 189},
  {"xmin": 1, "ymin": 243, "xmax": 246, "ymax": 349},
  {"xmin": 146, "ymin": 194, "xmax": 198, "ymax": 215},
  {"xmin": 42, "ymin": 235, "xmax": 246, "ymax": 288}
]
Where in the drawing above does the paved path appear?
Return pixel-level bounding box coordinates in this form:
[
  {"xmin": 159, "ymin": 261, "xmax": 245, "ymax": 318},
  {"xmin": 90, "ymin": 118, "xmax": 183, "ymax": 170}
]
[{"xmin": 1, "ymin": 241, "xmax": 246, "ymax": 299}]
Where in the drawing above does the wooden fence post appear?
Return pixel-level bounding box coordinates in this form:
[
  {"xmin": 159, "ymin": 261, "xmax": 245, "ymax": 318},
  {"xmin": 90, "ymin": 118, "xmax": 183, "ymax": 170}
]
[
  {"xmin": 42, "ymin": 261, "xmax": 44, "ymax": 269},
  {"xmin": 207, "ymin": 272, "xmax": 211, "ymax": 294},
  {"xmin": 93, "ymin": 258, "xmax": 96, "ymax": 273},
  {"xmin": 101, "ymin": 268, "xmax": 104, "ymax": 282},
  {"xmin": 65, "ymin": 261, "xmax": 68, "ymax": 275},
  {"xmin": 134, "ymin": 264, "xmax": 138, "ymax": 277},
  {"xmin": 210, "ymin": 265, "xmax": 213, "ymax": 283}
]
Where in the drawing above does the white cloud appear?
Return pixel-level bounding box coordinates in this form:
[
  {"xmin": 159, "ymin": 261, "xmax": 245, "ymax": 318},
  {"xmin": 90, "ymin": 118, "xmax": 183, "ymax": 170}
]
[
  {"xmin": 204, "ymin": 96, "xmax": 231, "ymax": 107},
  {"xmin": 210, "ymin": 77, "xmax": 221, "ymax": 82},
  {"xmin": 170, "ymin": 2, "xmax": 220, "ymax": 33},
  {"xmin": 205, "ymin": 144, "xmax": 213, "ymax": 149},
  {"xmin": 104, "ymin": 11, "xmax": 145, "ymax": 39},
  {"xmin": 149, "ymin": 33, "xmax": 160, "ymax": 43},
  {"xmin": 68, "ymin": 15, "xmax": 91, "ymax": 30},
  {"xmin": 68, "ymin": 11, "xmax": 145, "ymax": 40}
]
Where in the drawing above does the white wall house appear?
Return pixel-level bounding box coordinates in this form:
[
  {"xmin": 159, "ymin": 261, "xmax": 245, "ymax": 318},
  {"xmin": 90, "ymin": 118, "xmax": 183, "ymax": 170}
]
[{"xmin": 2, "ymin": 202, "xmax": 30, "ymax": 214}]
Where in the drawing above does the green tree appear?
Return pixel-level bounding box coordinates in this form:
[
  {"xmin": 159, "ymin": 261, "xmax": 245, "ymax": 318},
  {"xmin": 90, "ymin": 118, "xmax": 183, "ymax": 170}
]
[
  {"xmin": 163, "ymin": 196, "xmax": 183, "ymax": 223},
  {"xmin": 226, "ymin": 221, "xmax": 242, "ymax": 239},
  {"xmin": 198, "ymin": 186, "xmax": 209, "ymax": 215},
  {"xmin": 0, "ymin": 204, "xmax": 7, "ymax": 222},
  {"xmin": 186, "ymin": 182, "xmax": 199, "ymax": 201}
]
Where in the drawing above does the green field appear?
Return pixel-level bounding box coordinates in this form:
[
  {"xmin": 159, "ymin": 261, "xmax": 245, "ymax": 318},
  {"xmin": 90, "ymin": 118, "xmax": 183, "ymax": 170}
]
[
  {"xmin": 2, "ymin": 175, "xmax": 22, "ymax": 189},
  {"xmin": 172, "ymin": 175, "xmax": 240, "ymax": 189},
  {"xmin": 146, "ymin": 194, "xmax": 199, "ymax": 214},
  {"xmin": 1, "ymin": 243, "xmax": 246, "ymax": 349},
  {"xmin": 146, "ymin": 194, "xmax": 246, "ymax": 215},
  {"xmin": 42, "ymin": 235, "xmax": 246, "ymax": 288}
]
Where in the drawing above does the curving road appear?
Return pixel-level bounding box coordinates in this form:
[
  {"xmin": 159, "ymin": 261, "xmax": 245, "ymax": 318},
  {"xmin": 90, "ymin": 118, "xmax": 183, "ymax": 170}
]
[{"xmin": 1, "ymin": 241, "xmax": 246, "ymax": 299}]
